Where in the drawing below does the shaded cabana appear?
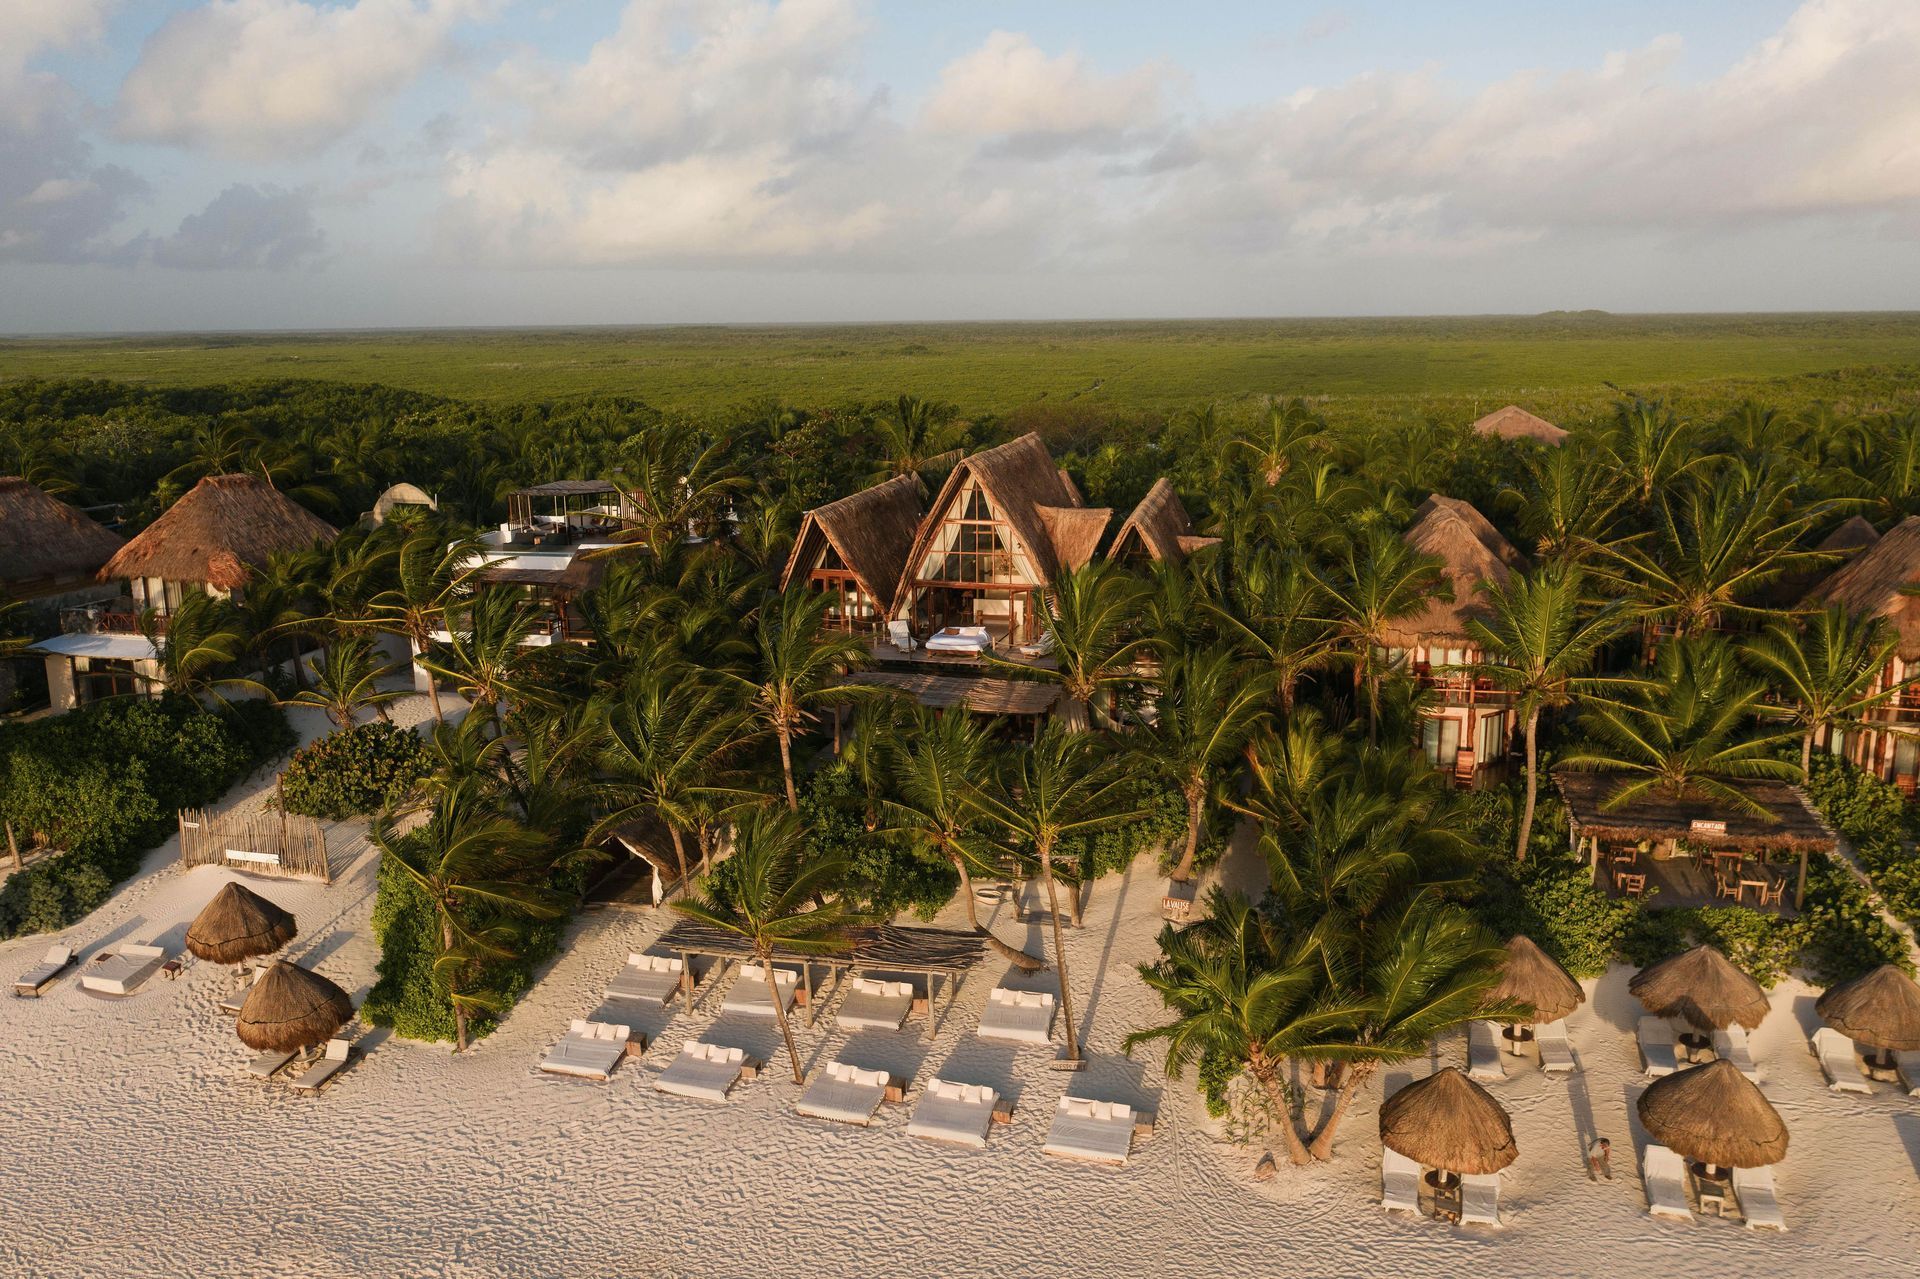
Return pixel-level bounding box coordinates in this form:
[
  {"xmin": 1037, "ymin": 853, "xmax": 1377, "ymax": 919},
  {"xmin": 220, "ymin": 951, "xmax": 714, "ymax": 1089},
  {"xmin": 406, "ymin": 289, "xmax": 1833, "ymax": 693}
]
[
  {"xmin": 1470, "ymin": 405, "xmax": 1567, "ymax": 446},
  {"xmin": 369, "ymin": 482, "xmax": 438, "ymax": 526},
  {"xmin": 781, "ymin": 474, "xmax": 924, "ymax": 635},
  {"xmin": 656, "ymin": 918, "xmax": 988, "ymax": 1041},
  {"xmin": 1379, "ymin": 1067, "xmax": 1518, "ymax": 1190},
  {"xmin": 98, "ymin": 472, "xmax": 337, "ymax": 610},
  {"xmin": 185, "ymin": 883, "xmax": 296, "ymax": 966},
  {"xmin": 499, "ymin": 480, "xmax": 636, "ymax": 548},
  {"xmin": 1484, "ymin": 935, "xmax": 1584, "ymax": 1049},
  {"xmin": 1556, "ymin": 771, "xmax": 1834, "ymax": 911},
  {"xmin": 235, "ymin": 961, "xmax": 353, "ymax": 1053},
  {"xmin": 1638, "ymin": 1058, "xmax": 1788, "ymax": 1179},
  {"xmin": 1816, "ymin": 964, "xmax": 1920, "ymax": 1069},
  {"xmin": 1630, "ymin": 944, "xmax": 1770, "ymax": 1056}
]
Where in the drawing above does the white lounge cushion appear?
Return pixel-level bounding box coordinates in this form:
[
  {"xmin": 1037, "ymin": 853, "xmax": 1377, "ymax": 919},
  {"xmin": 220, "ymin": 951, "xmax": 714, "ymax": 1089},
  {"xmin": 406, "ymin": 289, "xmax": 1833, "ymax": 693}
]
[
  {"xmin": 722, "ymin": 963, "xmax": 800, "ymax": 1017},
  {"xmin": 795, "ymin": 1059, "xmax": 890, "ymax": 1126},
  {"xmin": 290, "ymin": 1039, "xmax": 354, "ymax": 1091},
  {"xmin": 1732, "ymin": 1164, "xmax": 1786, "ymax": 1231},
  {"xmin": 1712, "ymin": 1025, "xmax": 1759, "ymax": 1082},
  {"xmin": 1895, "ymin": 1051, "xmax": 1920, "ymax": 1098},
  {"xmin": 1459, "ymin": 1173, "xmax": 1502, "ymax": 1227},
  {"xmin": 606, "ymin": 953, "xmax": 685, "ymax": 1004},
  {"xmin": 1643, "ymin": 1144, "xmax": 1693, "ymax": 1221},
  {"xmin": 1536, "ymin": 1019, "xmax": 1576, "ymax": 1074},
  {"xmin": 1812, "ymin": 1027, "xmax": 1870, "ymax": 1093},
  {"xmin": 539, "ymin": 1021, "xmax": 629, "ymax": 1080},
  {"xmin": 15, "ymin": 945, "xmax": 75, "ymax": 994},
  {"xmin": 977, "ymin": 987, "xmax": 1056, "ymax": 1045},
  {"xmin": 1042, "ymin": 1096, "xmax": 1135, "ymax": 1165},
  {"xmin": 1381, "ymin": 1148, "xmax": 1422, "ymax": 1215},
  {"xmin": 1638, "ymin": 1016, "xmax": 1678, "ymax": 1077},
  {"xmin": 248, "ymin": 1049, "xmax": 296, "ymax": 1079},
  {"xmin": 906, "ymin": 1077, "xmax": 999, "ymax": 1148},
  {"xmin": 1467, "ymin": 1020, "xmax": 1505, "ymax": 1081},
  {"xmin": 80, "ymin": 944, "xmax": 168, "ymax": 996},
  {"xmin": 655, "ymin": 1040, "xmax": 746, "ymax": 1102}
]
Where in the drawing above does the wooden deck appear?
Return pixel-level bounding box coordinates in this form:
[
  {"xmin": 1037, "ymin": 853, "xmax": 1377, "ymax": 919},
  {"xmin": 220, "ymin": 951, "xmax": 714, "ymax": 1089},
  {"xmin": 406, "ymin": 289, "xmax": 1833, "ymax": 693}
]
[
  {"xmin": 1599, "ymin": 853, "xmax": 1798, "ymax": 918},
  {"xmin": 864, "ymin": 636, "xmax": 1058, "ymax": 672}
]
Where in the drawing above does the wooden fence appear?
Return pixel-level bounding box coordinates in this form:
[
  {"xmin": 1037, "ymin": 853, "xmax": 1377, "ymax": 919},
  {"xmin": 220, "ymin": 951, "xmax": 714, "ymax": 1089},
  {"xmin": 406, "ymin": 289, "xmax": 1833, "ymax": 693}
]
[{"xmin": 178, "ymin": 808, "xmax": 331, "ymax": 883}]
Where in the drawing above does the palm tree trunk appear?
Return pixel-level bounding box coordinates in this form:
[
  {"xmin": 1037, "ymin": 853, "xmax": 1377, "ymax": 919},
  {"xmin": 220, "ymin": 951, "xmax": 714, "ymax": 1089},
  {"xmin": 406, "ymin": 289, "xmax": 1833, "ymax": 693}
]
[
  {"xmin": 1251, "ymin": 1056, "xmax": 1312, "ymax": 1166},
  {"xmin": 1515, "ymin": 707, "xmax": 1540, "ymax": 863},
  {"xmin": 667, "ymin": 824, "xmax": 691, "ymax": 899},
  {"xmin": 416, "ymin": 632, "xmax": 444, "ymax": 724},
  {"xmin": 766, "ymin": 954, "xmax": 804, "ymax": 1084},
  {"xmin": 1039, "ymin": 846, "xmax": 1080, "ymax": 1061},
  {"xmin": 442, "ymin": 918, "xmax": 467, "ymax": 1052},
  {"xmin": 1800, "ymin": 730, "xmax": 1814, "ymax": 778},
  {"xmin": 950, "ymin": 853, "xmax": 1044, "ymax": 971},
  {"xmin": 1169, "ymin": 788, "xmax": 1205, "ymax": 883},
  {"xmin": 1308, "ymin": 1069, "xmax": 1365, "ymax": 1160},
  {"xmin": 778, "ymin": 725, "xmax": 799, "ymax": 812}
]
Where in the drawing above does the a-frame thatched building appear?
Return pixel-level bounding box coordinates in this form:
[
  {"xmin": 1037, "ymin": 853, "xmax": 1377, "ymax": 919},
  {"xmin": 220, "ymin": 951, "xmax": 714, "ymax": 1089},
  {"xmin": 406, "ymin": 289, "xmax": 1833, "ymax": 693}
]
[
  {"xmin": 781, "ymin": 474, "xmax": 923, "ymax": 634},
  {"xmin": 1803, "ymin": 515, "xmax": 1920, "ymax": 790},
  {"xmin": 1110, "ymin": 478, "xmax": 1220, "ymax": 565},
  {"xmin": 1471, "ymin": 405, "xmax": 1568, "ymax": 446}
]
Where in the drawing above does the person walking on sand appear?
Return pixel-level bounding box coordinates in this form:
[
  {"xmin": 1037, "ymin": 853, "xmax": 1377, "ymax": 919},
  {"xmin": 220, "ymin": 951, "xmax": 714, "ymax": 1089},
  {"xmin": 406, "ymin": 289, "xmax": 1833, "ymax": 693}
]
[{"xmin": 1588, "ymin": 1137, "xmax": 1613, "ymax": 1181}]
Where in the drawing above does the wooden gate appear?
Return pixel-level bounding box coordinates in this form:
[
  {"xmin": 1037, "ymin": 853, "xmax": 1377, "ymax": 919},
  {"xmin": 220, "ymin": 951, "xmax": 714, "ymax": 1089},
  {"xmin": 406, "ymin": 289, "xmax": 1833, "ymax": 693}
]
[{"xmin": 178, "ymin": 808, "xmax": 331, "ymax": 883}]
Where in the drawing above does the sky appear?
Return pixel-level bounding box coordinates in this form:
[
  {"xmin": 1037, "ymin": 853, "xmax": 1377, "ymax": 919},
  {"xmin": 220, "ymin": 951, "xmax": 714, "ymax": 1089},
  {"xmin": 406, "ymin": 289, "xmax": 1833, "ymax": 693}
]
[{"xmin": 2, "ymin": 0, "xmax": 1917, "ymax": 333}]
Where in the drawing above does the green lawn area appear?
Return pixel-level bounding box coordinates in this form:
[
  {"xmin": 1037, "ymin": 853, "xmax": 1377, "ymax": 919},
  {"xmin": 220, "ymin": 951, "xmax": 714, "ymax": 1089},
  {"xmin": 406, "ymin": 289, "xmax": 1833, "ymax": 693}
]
[{"xmin": 4, "ymin": 313, "xmax": 1919, "ymax": 420}]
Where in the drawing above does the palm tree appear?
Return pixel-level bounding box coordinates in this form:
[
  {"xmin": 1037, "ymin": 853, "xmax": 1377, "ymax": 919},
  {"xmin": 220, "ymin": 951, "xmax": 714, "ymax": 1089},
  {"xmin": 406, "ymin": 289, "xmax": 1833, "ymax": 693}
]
[
  {"xmin": 969, "ymin": 727, "xmax": 1144, "ymax": 1063},
  {"xmin": 878, "ymin": 705, "xmax": 1043, "ymax": 971},
  {"xmin": 591, "ymin": 668, "xmax": 761, "ymax": 893},
  {"xmin": 1011, "ymin": 561, "xmax": 1153, "ymax": 731},
  {"xmin": 1501, "ymin": 445, "xmax": 1627, "ymax": 566},
  {"xmin": 1138, "ymin": 644, "xmax": 1275, "ymax": 883},
  {"xmin": 371, "ymin": 785, "xmax": 568, "ymax": 1051},
  {"xmin": 1742, "ymin": 605, "xmax": 1913, "ymax": 775},
  {"xmin": 278, "ymin": 636, "xmax": 405, "ymax": 730},
  {"xmin": 1211, "ymin": 550, "xmax": 1338, "ymax": 713},
  {"xmin": 1600, "ymin": 396, "xmax": 1711, "ymax": 503},
  {"xmin": 140, "ymin": 590, "xmax": 256, "ymax": 706},
  {"xmin": 358, "ymin": 531, "xmax": 483, "ymax": 723},
  {"xmin": 871, "ymin": 394, "xmax": 968, "ymax": 487},
  {"xmin": 672, "ymin": 809, "xmax": 866, "ymax": 1083},
  {"xmin": 1233, "ymin": 398, "xmax": 1329, "ymax": 486},
  {"xmin": 418, "ymin": 588, "xmax": 545, "ymax": 734},
  {"xmin": 730, "ymin": 586, "xmax": 872, "ymax": 811},
  {"xmin": 1561, "ymin": 637, "xmax": 1802, "ymax": 814},
  {"xmin": 1465, "ymin": 566, "xmax": 1636, "ymax": 860},
  {"xmin": 1315, "ymin": 523, "xmax": 1447, "ymax": 741}
]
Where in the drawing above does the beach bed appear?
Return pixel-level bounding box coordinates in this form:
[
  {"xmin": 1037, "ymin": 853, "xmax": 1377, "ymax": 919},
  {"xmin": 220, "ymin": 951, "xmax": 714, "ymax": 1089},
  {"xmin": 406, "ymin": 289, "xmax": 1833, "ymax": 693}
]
[
  {"xmin": 795, "ymin": 1061, "xmax": 893, "ymax": 1126},
  {"xmin": 1811, "ymin": 1027, "xmax": 1870, "ymax": 1093},
  {"xmin": 1637, "ymin": 1016, "xmax": 1678, "ymax": 1077},
  {"xmin": 539, "ymin": 1020, "xmax": 634, "ymax": 1081},
  {"xmin": 835, "ymin": 977, "xmax": 914, "ymax": 1032},
  {"xmin": 1467, "ymin": 1021, "xmax": 1505, "ymax": 1081},
  {"xmin": 906, "ymin": 1079, "xmax": 1002, "ymax": 1149},
  {"xmin": 1381, "ymin": 1147, "xmax": 1422, "ymax": 1214},
  {"xmin": 720, "ymin": 963, "xmax": 800, "ymax": 1018},
  {"xmin": 1643, "ymin": 1144, "xmax": 1693, "ymax": 1222},
  {"xmin": 13, "ymin": 945, "xmax": 75, "ymax": 997},
  {"xmin": 655, "ymin": 1040, "xmax": 750, "ymax": 1103},
  {"xmin": 1460, "ymin": 1173, "xmax": 1502, "ymax": 1227},
  {"xmin": 80, "ymin": 943, "xmax": 168, "ymax": 996},
  {"xmin": 1041, "ymin": 1097, "xmax": 1139, "ymax": 1165},
  {"xmin": 1713, "ymin": 1025, "xmax": 1760, "ymax": 1082},
  {"xmin": 1732, "ymin": 1164, "xmax": 1786, "ymax": 1231},
  {"xmin": 247, "ymin": 1049, "xmax": 296, "ymax": 1079},
  {"xmin": 977, "ymin": 987, "xmax": 1055, "ymax": 1045},
  {"xmin": 290, "ymin": 1039, "xmax": 356, "ymax": 1092},
  {"xmin": 1536, "ymin": 1019, "xmax": 1576, "ymax": 1074},
  {"xmin": 605, "ymin": 953, "xmax": 686, "ymax": 1006}
]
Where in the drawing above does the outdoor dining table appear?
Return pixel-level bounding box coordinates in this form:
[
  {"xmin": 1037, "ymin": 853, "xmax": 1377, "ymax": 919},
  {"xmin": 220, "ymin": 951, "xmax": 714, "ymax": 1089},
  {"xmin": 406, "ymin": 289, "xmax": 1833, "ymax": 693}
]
[{"xmin": 1737, "ymin": 867, "xmax": 1773, "ymax": 903}]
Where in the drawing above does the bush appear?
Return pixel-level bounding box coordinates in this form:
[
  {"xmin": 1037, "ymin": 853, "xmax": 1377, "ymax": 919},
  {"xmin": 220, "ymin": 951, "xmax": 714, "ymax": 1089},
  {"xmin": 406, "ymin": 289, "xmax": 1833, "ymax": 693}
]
[
  {"xmin": 1471, "ymin": 852, "xmax": 1636, "ymax": 978},
  {"xmin": 1798, "ymin": 858, "xmax": 1912, "ymax": 983},
  {"xmin": 1622, "ymin": 903, "xmax": 1803, "ymax": 985},
  {"xmin": 1068, "ymin": 785, "xmax": 1215, "ymax": 881},
  {"xmin": 280, "ymin": 721, "xmax": 428, "ymax": 819},
  {"xmin": 1801, "ymin": 756, "xmax": 1920, "ymax": 943}
]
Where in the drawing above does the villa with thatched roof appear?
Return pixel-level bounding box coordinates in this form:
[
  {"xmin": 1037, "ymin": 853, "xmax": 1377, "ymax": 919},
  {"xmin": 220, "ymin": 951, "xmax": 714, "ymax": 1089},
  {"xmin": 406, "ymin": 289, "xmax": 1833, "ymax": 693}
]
[
  {"xmin": 0, "ymin": 478, "xmax": 124, "ymax": 600},
  {"xmin": 1110, "ymin": 479, "xmax": 1220, "ymax": 564},
  {"xmin": 781, "ymin": 474, "xmax": 923, "ymax": 633},
  {"xmin": 1470, "ymin": 405, "xmax": 1567, "ymax": 446},
  {"xmin": 1802, "ymin": 514, "xmax": 1920, "ymax": 790},
  {"xmin": 1384, "ymin": 495, "xmax": 1528, "ymax": 784}
]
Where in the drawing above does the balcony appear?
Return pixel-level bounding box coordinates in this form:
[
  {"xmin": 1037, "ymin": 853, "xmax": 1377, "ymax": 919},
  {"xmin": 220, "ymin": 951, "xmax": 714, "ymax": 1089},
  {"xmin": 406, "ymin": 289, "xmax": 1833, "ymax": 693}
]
[
  {"xmin": 1414, "ymin": 669, "xmax": 1514, "ymax": 707},
  {"xmin": 59, "ymin": 602, "xmax": 162, "ymax": 637}
]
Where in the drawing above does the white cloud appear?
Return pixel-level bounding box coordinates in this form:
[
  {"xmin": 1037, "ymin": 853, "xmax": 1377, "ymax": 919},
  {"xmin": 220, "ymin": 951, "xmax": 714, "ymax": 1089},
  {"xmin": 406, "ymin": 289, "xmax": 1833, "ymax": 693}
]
[
  {"xmin": 114, "ymin": 0, "xmax": 487, "ymax": 159},
  {"xmin": 920, "ymin": 31, "xmax": 1167, "ymax": 151},
  {"xmin": 151, "ymin": 183, "xmax": 326, "ymax": 269}
]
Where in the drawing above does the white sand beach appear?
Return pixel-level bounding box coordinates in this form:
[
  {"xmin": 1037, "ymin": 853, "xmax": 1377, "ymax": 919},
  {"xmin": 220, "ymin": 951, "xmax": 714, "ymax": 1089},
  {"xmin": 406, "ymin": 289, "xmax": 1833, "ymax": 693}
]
[{"xmin": 5, "ymin": 699, "xmax": 1920, "ymax": 1279}]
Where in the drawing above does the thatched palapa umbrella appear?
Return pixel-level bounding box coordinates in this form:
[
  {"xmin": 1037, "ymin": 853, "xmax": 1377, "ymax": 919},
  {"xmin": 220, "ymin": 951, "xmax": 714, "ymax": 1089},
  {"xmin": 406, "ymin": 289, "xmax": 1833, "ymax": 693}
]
[
  {"xmin": 1485, "ymin": 935, "xmax": 1585, "ymax": 1048},
  {"xmin": 236, "ymin": 961, "xmax": 353, "ymax": 1053},
  {"xmin": 1628, "ymin": 944, "xmax": 1769, "ymax": 1048},
  {"xmin": 1379, "ymin": 1067, "xmax": 1517, "ymax": 1188},
  {"xmin": 1816, "ymin": 964, "xmax": 1920, "ymax": 1069},
  {"xmin": 1638, "ymin": 1059, "xmax": 1788, "ymax": 1181},
  {"xmin": 186, "ymin": 883, "xmax": 296, "ymax": 967}
]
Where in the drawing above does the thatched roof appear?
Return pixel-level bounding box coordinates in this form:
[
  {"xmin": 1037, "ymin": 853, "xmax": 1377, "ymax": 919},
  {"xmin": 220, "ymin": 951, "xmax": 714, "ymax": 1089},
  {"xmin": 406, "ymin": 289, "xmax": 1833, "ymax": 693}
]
[
  {"xmin": 782, "ymin": 474, "xmax": 923, "ymax": 614},
  {"xmin": 1471, "ymin": 405, "xmax": 1567, "ymax": 445},
  {"xmin": 1818, "ymin": 515, "xmax": 1881, "ymax": 555},
  {"xmin": 1629, "ymin": 944, "xmax": 1771, "ymax": 1032},
  {"xmin": 0, "ymin": 477, "xmax": 124, "ymax": 587},
  {"xmin": 1804, "ymin": 515, "xmax": 1920, "ymax": 659},
  {"xmin": 1378, "ymin": 1068, "xmax": 1518, "ymax": 1175},
  {"xmin": 1554, "ymin": 771, "xmax": 1836, "ymax": 853},
  {"xmin": 1637, "ymin": 1059, "xmax": 1789, "ymax": 1168},
  {"xmin": 235, "ymin": 961, "xmax": 353, "ymax": 1052},
  {"xmin": 1816, "ymin": 963, "xmax": 1920, "ymax": 1051},
  {"xmin": 1485, "ymin": 935, "xmax": 1585, "ymax": 1023},
  {"xmin": 185, "ymin": 882, "xmax": 296, "ymax": 965},
  {"xmin": 1382, "ymin": 495, "xmax": 1528, "ymax": 645},
  {"xmin": 849, "ymin": 670, "xmax": 1062, "ymax": 716},
  {"xmin": 100, "ymin": 474, "xmax": 337, "ymax": 590},
  {"xmin": 658, "ymin": 918, "xmax": 988, "ymax": 974},
  {"xmin": 1037, "ymin": 504, "xmax": 1112, "ymax": 573},
  {"xmin": 515, "ymin": 479, "xmax": 619, "ymax": 497},
  {"xmin": 1112, "ymin": 478, "xmax": 1219, "ymax": 563}
]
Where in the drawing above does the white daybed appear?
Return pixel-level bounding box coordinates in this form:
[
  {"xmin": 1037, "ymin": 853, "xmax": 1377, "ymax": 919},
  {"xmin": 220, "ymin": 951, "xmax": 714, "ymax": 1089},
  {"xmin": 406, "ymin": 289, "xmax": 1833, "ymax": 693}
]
[
  {"xmin": 1459, "ymin": 1173, "xmax": 1502, "ymax": 1227},
  {"xmin": 1811, "ymin": 1027, "xmax": 1870, "ymax": 1094},
  {"xmin": 1381, "ymin": 1147, "xmax": 1422, "ymax": 1215},
  {"xmin": 721, "ymin": 963, "xmax": 800, "ymax": 1018},
  {"xmin": 906, "ymin": 1079, "xmax": 1000, "ymax": 1148},
  {"xmin": 977, "ymin": 987, "xmax": 1055, "ymax": 1045},
  {"xmin": 80, "ymin": 943, "xmax": 168, "ymax": 996},
  {"xmin": 1041, "ymin": 1097, "xmax": 1138, "ymax": 1165},
  {"xmin": 539, "ymin": 1020, "xmax": 633, "ymax": 1080},
  {"xmin": 606, "ymin": 953, "xmax": 686, "ymax": 1006},
  {"xmin": 1637, "ymin": 1016, "xmax": 1678, "ymax": 1077},
  {"xmin": 1732, "ymin": 1164, "xmax": 1786, "ymax": 1231},
  {"xmin": 655, "ymin": 1040, "xmax": 749, "ymax": 1103},
  {"xmin": 1643, "ymin": 1144, "xmax": 1694, "ymax": 1222},
  {"xmin": 924, "ymin": 626, "xmax": 993, "ymax": 655},
  {"xmin": 1467, "ymin": 1021, "xmax": 1505, "ymax": 1082},
  {"xmin": 835, "ymin": 977, "xmax": 915, "ymax": 1032},
  {"xmin": 795, "ymin": 1061, "xmax": 892, "ymax": 1126}
]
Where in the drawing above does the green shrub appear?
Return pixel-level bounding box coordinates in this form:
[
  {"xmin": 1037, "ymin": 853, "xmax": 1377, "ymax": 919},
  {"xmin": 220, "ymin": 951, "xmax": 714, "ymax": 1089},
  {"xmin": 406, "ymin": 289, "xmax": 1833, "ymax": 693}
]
[
  {"xmin": 1197, "ymin": 1047, "xmax": 1240, "ymax": 1119},
  {"xmin": 362, "ymin": 851, "xmax": 458, "ymax": 1041},
  {"xmin": 1798, "ymin": 858, "xmax": 1912, "ymax": 983},
  {"xmin": 1623, "ymin": 904, "xmax": 1802, "ymax": 985},
  {"xmin": 280, "ymin": 721, "xmax": 428, "ymax": 819},
  {"xmin": 1471, "ymin": 852, "xmax": 1636, "ymax": 979},
  {"xmin": 1803, "ymin": 756, "xmax": 1916, "ymax": 844},
  {"xmin": 1066, "ymin": 785, "xmax": 1213, "ymax": 881}
]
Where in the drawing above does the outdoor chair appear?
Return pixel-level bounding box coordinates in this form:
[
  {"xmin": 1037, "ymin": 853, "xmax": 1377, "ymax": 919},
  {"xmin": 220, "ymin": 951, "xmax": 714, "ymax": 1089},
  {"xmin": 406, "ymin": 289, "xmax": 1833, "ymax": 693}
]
[
  {"xmin": 247, "ymin": 1049, "xmax": 296, "ymax": 1079},
  {"xmin": 539, "ymin": 1020, "xmax": 633, "ymax": 1081},
  {"xmin": 1643, "ymin": 1144, "xmax": 1693, "ymax": 1222},
  {"xmin": 1459, "ymin": 1173, "xmax": 1502, "ymax": 1227},
  {"xmin": 1731, "ymin": 1165, "xmax": 1786, "ymax": 1231},
  {"xmin": 1638, "ymin": 1017, "xmax": 1678, "ymax": 1077},
  {"xmin": 1467, "ymin": 1020, "xmax": 1505, "ymax": 1082},
  {"xmin": 13, "ymin": 945, "xmax": 75, "ymax": 997},
  {"xmin": 1380, "ymin": 1147, "xmax": 1422, "ymax": 1214},
  {"xmin": 1712, "ymin": 1025, "xmax": 1760, "ymax": 1082},
  {"xmin": 606, "ymin": 953, "xmax": 685, "ymax": 1006},
  {"xmin": 1536, "ymin": 1019, "xmax": 1577, "ymax": 1073},
  {"xmin": 79, "ymin": 943, "xmax": 168, "ymax": 997},
  {"xmin": 290, "ymin": 1038, "xmax": 356, "ymax": 1092},
  {"xmin": 1811, "ymin": 1027, "xmax": 1870, "ymax": 1093}
]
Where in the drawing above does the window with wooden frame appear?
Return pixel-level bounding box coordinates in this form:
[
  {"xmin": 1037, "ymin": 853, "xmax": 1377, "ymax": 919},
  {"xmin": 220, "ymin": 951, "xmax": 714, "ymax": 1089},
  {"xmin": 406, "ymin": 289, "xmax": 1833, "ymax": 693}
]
[{"xmin": 915, "ymin": 480, "xmax": 1035, "ymax": 586}]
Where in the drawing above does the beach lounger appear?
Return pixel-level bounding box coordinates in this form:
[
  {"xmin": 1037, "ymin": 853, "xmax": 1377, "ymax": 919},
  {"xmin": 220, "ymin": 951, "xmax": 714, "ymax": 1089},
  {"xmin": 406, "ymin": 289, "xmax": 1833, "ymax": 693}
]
[
  {"xmin": 655, "ymin": 1040, "xmax": 748, "ymax": 1103},
  {"xmin": 1467, "ymin": 1020, "xmax": 1505, "ymax": 1082},
  {"xmin": 1732, "ymin": 1164, "xmax": 1786, "ymax": 1231},
  {"xmin": 79, "ymin": 943, "xmax": 167, "ymax": 996},
  {"xmin": 1638, "ymin": 1016, "xmax": 1678, "ymax": 1077},
  {"xmin": 795, "ymin": 1060, "xmax": 891, "ymax": 1126},
  {"xmin": 835, "ymin": 977, "xmax": 914, "ymax": 1032},
  {"xmin": 720, "ymin": 963, "xmax": 800, "ymax": 1017},
  {"xmin": 247, "ymin": 1049, "xmax": 296, "ymax": 1079},
  {"xmin": 290, "ymin": 1039, "xmax": 355, "ymax": 1092},
  {"xmin": 605, "ymin": 953, "xmax": 685, "ymax": 1006},
  {"xmin": 1895, "ymin": 1051, "xmax": 1920, "ymax": 1098},
  {"xmin": 539, "ymin": 1019, "xmax": 633, "ymax": 1080},
  {"xmin": 1536, "ymin": 1019, "xmax": 1576, "ymax": 1074},
  {"xmin": 906, "ymin": 1078, "xmax": 1000, "ymax": 1149},
  {"xmin": 1811, "ymin": 1027, "xmax": 1870, "ymax": 1093},
  {"xmin": 1042, "ymin": 1097, "xmax": 1136, "ymax": 1166},
  {"xmin": 1642, "ymin": 1144, "xmax": 1693, "ymax": 1222},
  {"xmin": 976, "ymin": 987, "xmax": 1055, "ymax": 1045},
  {"xmin": 219, "ymin": 965, "xmax": 269, "ymax": 1016},
  {"xmin": 1460, "ymin": 1173, "xmax": 1502, "ymax": 1227},
  {"xmin": 13, "ymin": 945, "xmax": 75, "ymax": 997},
  {"xmin": 1381, "ymin": 1147, "xmax": 1422, "ymax": 1215},
  {"xmin": 1713, "ymin": 1025, "xmax": 1759, "ymax": 1082}
]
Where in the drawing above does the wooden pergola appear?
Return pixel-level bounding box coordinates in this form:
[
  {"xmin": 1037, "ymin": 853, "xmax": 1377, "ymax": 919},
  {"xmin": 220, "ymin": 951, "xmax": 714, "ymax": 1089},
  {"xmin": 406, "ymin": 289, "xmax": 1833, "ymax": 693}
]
[{"xmin": 655, "ymin": 919, "xmax": 989, "ymax": 1041}]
